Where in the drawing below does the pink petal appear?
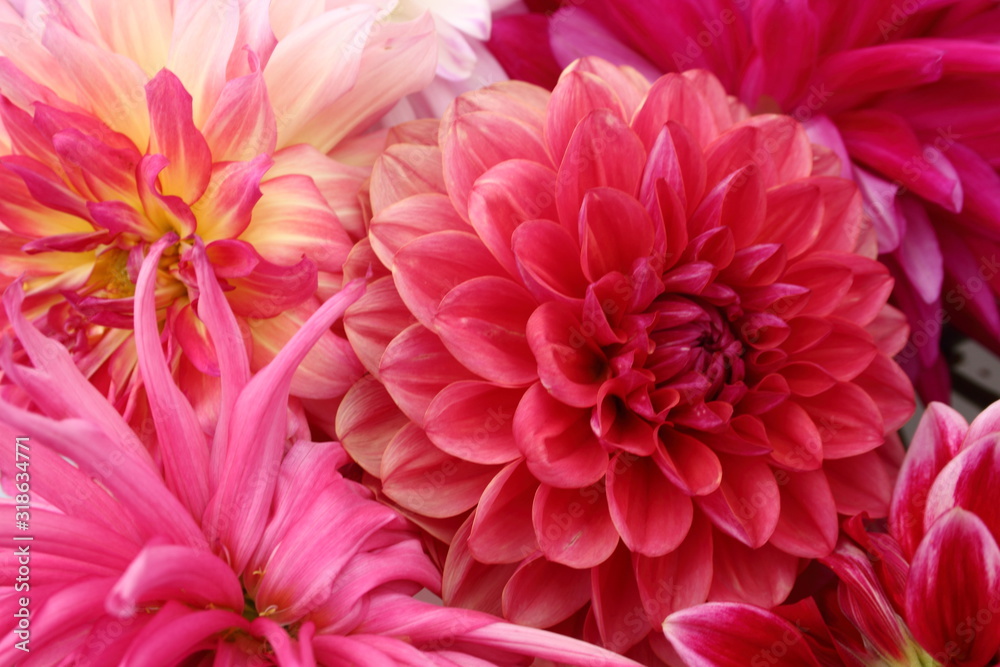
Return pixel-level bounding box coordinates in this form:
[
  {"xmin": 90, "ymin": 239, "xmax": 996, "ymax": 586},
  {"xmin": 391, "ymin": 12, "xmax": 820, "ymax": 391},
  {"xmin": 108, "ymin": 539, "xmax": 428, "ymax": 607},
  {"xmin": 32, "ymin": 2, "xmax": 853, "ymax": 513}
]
[
  {"xmin": 526, "ymin": 302, "xmax": 609, "ymax": 409},
  {"xmin": 513, "ymin": 382, "xmax": 609, "ymax": 489},
  {"xmin": 145, "ymin": 69, "xmax": 212, "ymax": 203},
  {"xmin": 502, "ymin": 554, "xmax": 591, "ymax": 627},
  {"xmin": 759, "ymin": 400, "xmax": 823, "ymax": 471},
  {"xmin": 906, "ymin": 508, "xmax": 1000, "ymax": 667},
  {"xmin": 632, "ymin": 73, "xmax": 720, "ymax": 151},
  {"xmin": 425, "ymin": 382, "xmax": 523, "ymax": 466},
  {"xmin": 607, "ymin": 453, "xmax": 693, "ymax": 557},
  {"xmin": 469, "ymin": 461, "xmax": 539, "ymax": 563},
  {"xmin": 135, "ymin": 154, "xmax": 197, "ymax": 237},
  {"xmin": 696, "ymin": 456, "xmax": 780, "ymax": 549},
  {"xmin": 210, "ymin": 240, "xmax": 317, "ymax": 319},
  {"xmin": 654, "ymin": 431, "xmax": 723, "ymax": 497},
  {"xmin": 533, "ymin": 482, "xmax": 620, "ymax": 569},
  {"xmin": 370, "ymin": 193, "xmax": 468, "ymax": 270},
  {"xmin": 434, "ymin": 277, "xmax": 539, "ymax": 386},
  {"xmin": 370, "ymin": 143, "xmax": 447, "ymax": 218},
  {"xmin": 443, "ymin": 518, "xmax": 519, "ymax": 617},
  {"xmin": 119, "ymin": 602, "xmax": 248, "ymax": 666},
  {"xmin": 794, "ymin": 382, "xmax": 885, "ymax": 459},
  {"xmin": 579, "ymin": 187, "xmax": 656, "ymax": 282},
  {"xmin": 769, "ymin": 470, "xmax": 838, "ymax": 558},
  {"xmin": 545, "ymin": 68, "xmax": 627, "ymax": 165},
  {"xmin": 202, "ymin": 64, "xmax": 277, "ymax": 162},
  {"xmin": 924, "ymin": 437, "xmax": 1000, "ymax": 547},
  {"xmin": 134, "ymin": 235, "xmax": 210, "ymax": 518},
  {"xmin": 709, "ymin": 533, "xmax": 798, "ymax": 608},
  {"xmin": 192, "ymin": 155, "xmax": 272, "ymax": 241},
  {"xmin": 167, "ymin": 0, "xmax": 239, "ymax": 126},
  {"xmin": 343, "ymin": 276, "xmax": 416, "ymax": 378},
  {"xmin": 663, "ymin": 602, "xmax": 821, "ymax": 667},
  {"xmin": 592, "ymin": 543, "xmax": 652, "ymax": 654},
  {"xmin": 511, "ymin": 219, "xmax": 589, "ymax": 301},
  {"xmin": 336, "ymin": 376, "xmax": 408, "ymax": 477},
  {"xmin": 381, "ymin": 422, "xmax": 499, "ymax": 519},
  {"xmin": 890, "ymin": 402, "xmax": 968, "ymax": 559},
  {"xmin": 634, "ymin": 519, "xmax": 713, "ymax": 622},
  {"xmin": 825, "ymin": 438, "xmax": 903, "ymax": 518}
]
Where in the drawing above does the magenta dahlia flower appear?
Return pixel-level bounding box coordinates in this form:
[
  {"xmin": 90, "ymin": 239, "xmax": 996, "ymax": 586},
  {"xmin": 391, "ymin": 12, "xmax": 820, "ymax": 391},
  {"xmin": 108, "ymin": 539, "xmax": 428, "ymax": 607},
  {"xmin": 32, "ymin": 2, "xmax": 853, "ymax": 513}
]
[
  {"xmin": 487, "ymin": 0, "xmax": 1000, "ymax": 401},
  {"xmin": 338, "ymin": 58, "xmax": 914, "ymax": 660},
  {"xmin": 0, "ymin": 237, "xmax": 641, "ymax": 667},
  {"xmin": 663, "ymin": 400, "xmax": 1000, "ymax": 667},
  {"xmin": 0, "ymin": 0, "xmax": 473, "ymax": 412}
]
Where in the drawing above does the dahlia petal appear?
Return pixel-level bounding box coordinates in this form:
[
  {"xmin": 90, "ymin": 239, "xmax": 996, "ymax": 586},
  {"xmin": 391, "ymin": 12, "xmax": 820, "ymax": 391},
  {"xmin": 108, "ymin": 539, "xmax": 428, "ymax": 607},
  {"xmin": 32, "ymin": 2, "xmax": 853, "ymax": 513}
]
[
  {"xmin": 380, "ymin": 323, "xmax": 478, "ymax": 425},
  {"xmin": 592, "ymin": 543, "xmax": 652, "ymax": 653},
  {"xmin": 1, "ymin": 155, "xmax": 91, "ymax": 220},
  {"xmin": 853, "ymin": 352, "xmax": 915, "ymax": 433},
  {"xmin": 344, "ymin": 276, "xmax": 416, "ymax": 378},
  {"xmin": 502, "ymin": 554, "xmax": 591, "ymax": 627},
  {"xmin": 759, "ymin": 400, "xmax": 823, "ymax": 471},
  {"xmin": 906, "ymin": 508, "xmax": 1000, "ymax": 667},
  {"xmin": 119, "ymin": 603, "xmax": 249, "ymax": 667},
  {"xmin": 393, "ymin": 230, "xmax": 506, "ymax": 330},
  {"xmin": 829, "ymin": 256, "xmax": 896, "ymax": 326},
  {"xmin": 696, "ymin": 456, "xmax": 779, "ymax": 548},
  {"xmin": 938, "ymin": 226, "xmax": 1000, "ymax": 336},
  {"xmin": 107, "ymin": 544, "xmax": 242, "ymax": 616},
  {"xmin": 370, "ymin": 143, "xmax": 447, "ymax": 217},
  {"xmin": 855, "ymin": 167, "xmax": 906, "ymax": 253},
  {"xmin": 134, "ymin": 236, "xmax": 210, "ymax": 518},
  {"xmin": 442, "ymin": 109, "xmax": 550, "ymax": 219},
  {"xmin": 607, "ymin": 453, "xmax": 693, "ymax": 557},
  {"xmin": 924, "ymin": 437, "xmax": 1000, "ymax": 547},
  {"xmin": 136, "ymin": 154, "xmax": 197, "ymax": 236},
  {"xmin": 895, "ymin": 200, "xmax": 944, "ymax": 305},
  {"xmin": 634, "ymin": 518, "xmax": 713, "ymax": 622},
  {"xmin": 513, "ymin": 382, "xmax": 608, "ymax": 488},
  {"xmin": 381, "ymin": 423, "xmax": 498, "ymax": 519},
  {"xmin": 824, "ymin": 439, "xmax": 902, "ymax": 517},
  {"xmin": 533, "ymin": 482, "xmax": 620, "ymax": 569},
  {"xmin": 769, "ymin": 469, "xmax": 838, "ymax": 558},
  {"xmin": 202, "ymin": 66, "xmax": 277, "ymax": 162},
  {"xmin": 41, "ymin": 22, "xmax": 150, "ymax": 146},
  {"xmin": 579, "ymin": 187, "xmax": 656, "ymax": 282},
  {"xmin": 709, "ymin": 534, "xmax": 798, "ymax": 608},
  {"xmin": 425, "ymin": 382, "xmax": 523, "ymax": 466},
  {"xmin": 145, "ymin": 69, "xmax": 213, "ymax": 203},
  {"xmin": 526, "ymin": 302, "xmax": 609, "ymax": 408},
  {"xmin": 444, "ymin": 518, "xmax": 520, "ymax": 617},
  {"xmin": 545, "ymin": 68, "xmax": 627, "ymax": 164},
  {"xmin": 336, "ymin": 376, "xmax": 408, "ymax": 477},
  {"xmin": 654, "ymin": 431, "xmax": 723, "ymax": 497},
  {"xmin": 663, "ymin": 602, "xmax": 821, "ymax": 667},
  {"xmin": 641, "ymin": 123, "xmax": 707, "ymax": 222},
  {"xmin": 262, "ymin": 5, "xmax": 374, "ymax": 149},
  {"xmin": 756, "ymin": 181, "xmax": 823, "ymax": 258},
  {"xmin": 468, "ymin": 159, "xmax": 559, "ymax": 276},
  {"xmin": 511, "ymin": 219, "xmax": 589, "ymax": 301},
  {"xmin": 213, "ymin": 241, "xmax": 317, "ymax": 319},
  {"xmin": 204, "ymin": 277, "xmax": 364, "ymax": 572},
  {"xmin": 289, "ymin": 13, "xmax": 438, "ymax": 153},
  {"xmin": 632, "ymin": 73, "xmax": 720, "ymax": 151},
  {"xmin": 371, "ymin": 193, "xmax": 469, "ymax": 270},
  {"xmin": 817, "ymin": 44, "xmax": 944, "ymax": 98},
  {"xmin": 462, "ymin": 620, "xmax": 648, "ymax": 666},
  {"xmin": 554, "ymin": 109, "xmax": 645, "ymax": 238},
  {"xmin": 688, "ymin": 166, "xmax": 765, "ymax": 246},
  {"xmin": 796, "ymin": 382, "xmax": 885, "ymax": 459},
  {"xmin": 88, "ymin": 200, "xmax": 151, "ymax": 240},
  {"xmin": 469, "ymin": 461, "xmax": 539, "ymax": 563},
  {"xmin": 240, "ymin": 173, "xmax": 352, "ymax": 273},
  {"xmin": 890, "ymin": 402, "xmax": 968, "ymax": 558},
  {"xmin": 838, "ymin": 110, "xmax": 963, "ymax": 213},
  {"xmin": 741, "ymin": 0, "xmax": 817, "ymax": 106},
  {"xmin": 51, "ymin": 128, "xmax": 140, "ymax": 204},
  {"xmin": 167, "ymin": 0, "xmax": 239, "ymax": 126},
  {"xmin": 785, "ymin": 321, "xmax": 877, "ymax": 382},
  {"xmin": 192, "ymin": 155, "xmax": 271, "ymax": 241},
  {"xmin": 776, "ymin": 362, "xmax": 838, "ymax": 397},
  {"xmin": 947, "ymin": 142, "xmax": 1000, "ymax": 237},
  {"xmin": 548, "ymin": 13, "xmax": 660, "ymax": 89},
  {"xmin": 0, "ymin": 163, "xmax": 89, "ymax": 237},
  {"xmin": 566, "ymin": 56, "xmax": 651, "ymax": 118}
]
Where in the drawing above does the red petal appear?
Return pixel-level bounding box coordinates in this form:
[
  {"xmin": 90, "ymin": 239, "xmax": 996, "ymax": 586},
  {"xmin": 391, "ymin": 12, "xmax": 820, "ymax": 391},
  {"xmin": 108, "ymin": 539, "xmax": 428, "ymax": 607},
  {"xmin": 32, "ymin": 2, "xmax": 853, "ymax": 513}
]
[
  {"xmin": 145, "ymin": 69, "xmax": 212, "ymax": 203},
  {"xmin": 369, "ymin": 193, "xmax": 468, "ymax": 270},
  {"xmin": 634, "ymin": 518, "xmax": 713, "ymax": 623},
  {"xmin": 545, "ymin": 68, "xmax": 627, "ymax": 164},
  {"xmin": 533, "ymin": 482, "xmax": 619, "ymax": 569},
  {"xmin": 513, "ymin": 382, "xmax": 608, "ymax": 489},
  {"xmin": 769, "ymin": 469, "xmax": 838, "ymax": 558},
  {"xmin": 470, "ymin": 461, "xmax": 539, "ymax": 563},
  {"xmin": 579, "ymin": 187, "xmax": 656, "ymax": 282},
  {"xmin": 503, "ymin": 555, "xmax": 591, "ymax": 628},
  {"xmin": 794, "ymin": 382, "xmax": 885, "ymax": 459},
  {"xmin": 697, "ymin": 456, "xmax": 779, "ymax": 549},
  {"xmin": 512, "ymin": 219, "xmax": 589, "ymax": 301},
  {"xmin": 425, "ymin": 381, "xmax": 523, "ymax": 466},
  {"xmin": 655, "ymin": 430, "xmax": 723, "ymax": 497},
  {"xmin": 607, "ymin": 453, "xmax": 693, "ymax": 557},
  {"xmin": 434, "ymin": 276, "xmax": 539, "ymax": 386},
  {"xmin": 709, "ymin": 533, "xmax": 798, "ymax": 608},
  {"xmin": 526, "ymin": 302, "xmax": 609, "ymax": 409},
  {"xmin": 760, "ymin": 400, "xmax": 823, "ymax": 471},
  {"xmin": 592, "ymin": 543, "xmax": 651, "ymax": 654},
  {"xmin": 381, "ymin": 422, "xmax": 499, "ymax": 518},
  {"xmin": 336, "ymin": 376, "xmax": 409, "ymax": 477}
]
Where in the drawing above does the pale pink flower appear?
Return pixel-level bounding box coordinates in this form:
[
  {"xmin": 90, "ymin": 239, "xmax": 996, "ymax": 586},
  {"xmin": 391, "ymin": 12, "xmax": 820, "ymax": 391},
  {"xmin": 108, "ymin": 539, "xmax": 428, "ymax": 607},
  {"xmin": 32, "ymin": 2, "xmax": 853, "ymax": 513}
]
[
  {"xmin": 0, "ymin": 238, "xmax": 642, "ymax": 667},
  {"xmin": 0, "ymin": 0, "xmax": 449, "ymax": 414},
  {"xmin": 487, "ymin": 0, "xmax": 1000, "ymax": 402},
  {"xmin": 337, "ymin": 58, "xmax": 914, "ymax": 660}
]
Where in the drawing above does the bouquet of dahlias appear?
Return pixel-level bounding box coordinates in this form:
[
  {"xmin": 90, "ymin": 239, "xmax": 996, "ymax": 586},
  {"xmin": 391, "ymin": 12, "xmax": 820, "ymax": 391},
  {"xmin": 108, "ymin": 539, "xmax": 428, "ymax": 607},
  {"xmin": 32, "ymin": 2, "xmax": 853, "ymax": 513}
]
[{"xmin": 0, "ymin": 1, "xmax": 997, "ymax": 666}]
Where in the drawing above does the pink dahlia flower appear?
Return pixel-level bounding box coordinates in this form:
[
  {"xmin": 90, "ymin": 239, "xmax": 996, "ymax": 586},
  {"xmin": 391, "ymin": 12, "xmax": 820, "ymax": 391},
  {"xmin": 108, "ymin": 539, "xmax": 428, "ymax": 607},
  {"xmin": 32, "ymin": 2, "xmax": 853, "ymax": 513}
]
[
  {"xmin": 487, "ymin": 0, "xmax": 1000, "ymax": 402},
  {"xmin": 338, "ymin": 58, "xmax": 914, "ymax": 660},
  {"xmin": 0, "ymin": 238, "xmax": 641, "ymax": 667},
  {"xmin": 0, "ymin": 0, "xmax": 460, "ymax": 412},
  {"xmin": 663, "ymin": 399, "xmax": 1000, "ymax": 667}
]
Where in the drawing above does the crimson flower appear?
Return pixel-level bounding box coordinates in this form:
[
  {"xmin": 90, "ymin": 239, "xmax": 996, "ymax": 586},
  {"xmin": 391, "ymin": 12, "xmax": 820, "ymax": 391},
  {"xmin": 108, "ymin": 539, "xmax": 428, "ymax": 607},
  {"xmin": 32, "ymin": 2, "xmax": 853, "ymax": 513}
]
[{"xmin": 337, "ymin": 58, "xmax": 914, "ymax": 660}]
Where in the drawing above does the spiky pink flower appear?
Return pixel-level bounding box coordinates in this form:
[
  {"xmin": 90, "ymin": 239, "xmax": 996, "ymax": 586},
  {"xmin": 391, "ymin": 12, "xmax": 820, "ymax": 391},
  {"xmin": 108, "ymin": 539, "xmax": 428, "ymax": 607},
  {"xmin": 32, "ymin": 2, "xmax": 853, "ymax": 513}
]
[
  {"xmin": 0, "ymin": 237, "xmax": 642, "ymax": 667},
  {"xmin": 487, "ymin": 0, "xmax": 1000, "ymax": 402},
  {"xmin": 338, "ymin": 58, "xmax": 914, "ymax": 660},
  {"xmin": 0, "ymin": 0, "xmax": 461, "ymax": 412},
  {"xmin": 662, "ymin": 400, "xmax": 1000, "ymax": 667}
]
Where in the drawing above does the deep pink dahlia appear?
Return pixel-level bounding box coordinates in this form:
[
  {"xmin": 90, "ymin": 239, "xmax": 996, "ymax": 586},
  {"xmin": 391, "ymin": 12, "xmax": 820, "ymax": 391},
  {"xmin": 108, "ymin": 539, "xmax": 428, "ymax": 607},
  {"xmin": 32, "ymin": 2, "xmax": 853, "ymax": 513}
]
[
  {"xmin": 487, "ymin": 0, "xmax": 1000, "ymax": 402},
  {"xmin": 338, "ymin": 58, "xmax": 914, "ymax": 661},
  {"xmin": 0, "ymin": 236, "xmax": 641, "ymax": 667}
]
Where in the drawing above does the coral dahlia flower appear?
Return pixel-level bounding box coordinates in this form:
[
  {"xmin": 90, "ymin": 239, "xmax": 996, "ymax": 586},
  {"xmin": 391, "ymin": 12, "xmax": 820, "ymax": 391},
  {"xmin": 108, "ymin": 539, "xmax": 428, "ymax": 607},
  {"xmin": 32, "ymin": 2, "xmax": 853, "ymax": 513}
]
[
  {"xmin": 0, "ymin": 238, "xmax": 641, "ymax": 667},
  {"xmin": 663, "ymin": 399, "xmax": 1000, "ymax": 667},
  {"xmin": 488, "ymin": 0, "xmax": 1000, "ymax": 401},
  {"xmin": 0, "ymin": 0, "xmax": 472, "ymax": 411},
  {"xmin": 338, "ymin": 58, "xmax": 914, "ymax": 660}
]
